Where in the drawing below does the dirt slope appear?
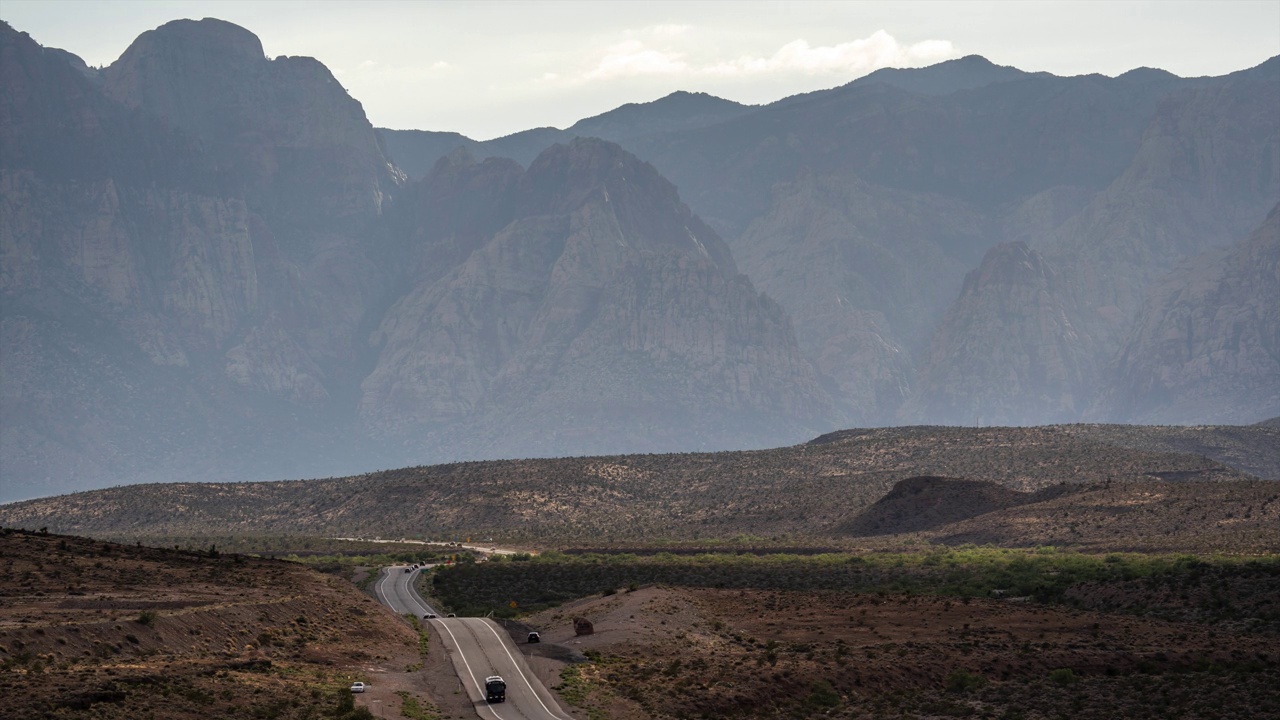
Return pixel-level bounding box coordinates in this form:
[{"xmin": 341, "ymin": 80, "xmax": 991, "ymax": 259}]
[{"xmin": 0, "ymin": 529, "xmax": 437, "ymax": 719}]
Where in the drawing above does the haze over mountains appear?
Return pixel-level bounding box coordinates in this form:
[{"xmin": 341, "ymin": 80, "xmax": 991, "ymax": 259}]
[{"xmin": 2, "ymin": 17, "xmax": 1277, "ymax": 501}]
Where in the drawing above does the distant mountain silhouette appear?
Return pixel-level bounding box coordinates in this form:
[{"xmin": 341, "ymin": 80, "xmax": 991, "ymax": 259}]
[
  {"xmin": 3, "ymin": 16, "xmax": 1277, "ymax": 500},
  {"xmin": 851, "ymin": 54, "xmax": 1042, "ymax": 95}
]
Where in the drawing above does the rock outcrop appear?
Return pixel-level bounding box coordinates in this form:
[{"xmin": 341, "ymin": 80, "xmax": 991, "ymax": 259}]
[
  {"xmin": 1098, "ymin": 204, "xmax": 1280, "ymax": 423},
  {"xmin": 900, "ymin": 242, "xmax": 1094, "ymax": 425},
  {"xmin": 361, "ymin": 139, "xmax": 833, "ymax": 457},
  {"xmin": 0, "ymin": 20, "xmax": 398, "ymax": 500}
]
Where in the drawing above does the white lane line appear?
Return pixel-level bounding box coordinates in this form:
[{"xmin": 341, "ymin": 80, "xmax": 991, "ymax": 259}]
[
  {"xmin": 479, "ymin": 620, "xmax": 573, "ymax": 720},
  {"xmin": 437, "ymin": 620, "xmax": 508, "ymax": 720},
  {"xmin": 403, "ymin": 569, "xmax": 442, "ymax": 617}
]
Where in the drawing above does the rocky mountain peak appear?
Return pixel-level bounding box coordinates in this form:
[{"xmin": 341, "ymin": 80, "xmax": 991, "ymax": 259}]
[
  {"xmin": 359, "ymin": 135, "xmax": 829, "ymax": 456},
  {"xmin": 518, "ymin": 138, "xmax": 736, "ymax": 272},
  {"xmin": 1116, "ymin": 66, "xmax": 1179, "ymax": 84},
  {"xmin": 102, "ymin": 18, "xmax": 367, "ymax": 148},
  {"xmin": 852, "ymin": 53, "xmax": 1034, "ymax": 95},
  {"xmin": 127, "ymin": 17, "xmax": 265, "ymax": 63},
  {"xmin": 431, "ymin": 145, "xmax": 478, "ymax": 173},
  {"xmin": 900, "ymin": 241, "xmax": 1094, "ymax": 425},
  {"xmin": 966, "ymin": 241, "xmax": 1054, "ymax": 287},
  {"xmin": 566, "ymin": 90, "xmax": 750, "ymax": 142},
  {"xmin": 101, "ymin": 16, "xmax": 397, "ymax": 247},
  {"xmin": 523, "ymin": 137, "xmax": 658, "ymax": 201}
]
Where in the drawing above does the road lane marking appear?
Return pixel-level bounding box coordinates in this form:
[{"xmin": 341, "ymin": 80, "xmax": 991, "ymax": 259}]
[
  {"xmin": 373, "ymin": 569, "xmax": 554, "ymax": 718},
  {"xmin": 479, "ymin": 620, "xmax": 573, "ymax": 720},
  {"xmin": 438, "ymin": 620, "xmax": 508, "ymax": 720}
]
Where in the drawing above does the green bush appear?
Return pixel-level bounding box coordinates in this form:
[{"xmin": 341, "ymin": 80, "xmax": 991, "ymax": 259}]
[
  {"xmin": 945, "ymin": 669, "xmax": 986, "ymax": 693},
  {"xmin": 806, "ymin": 679, "xmax": 841, "ymax": 708},
  {"xmin": 1049, "ymin": 668, "xmax": 1079, "ymax": 686}
]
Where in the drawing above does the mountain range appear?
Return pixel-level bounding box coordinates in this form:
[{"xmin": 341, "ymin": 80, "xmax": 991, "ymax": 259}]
[{"xmin": 1, "ymin": 18, "xmax": 1277, "ymax": 500}]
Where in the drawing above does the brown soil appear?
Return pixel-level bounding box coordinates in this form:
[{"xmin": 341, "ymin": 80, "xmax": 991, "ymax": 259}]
[
  {"xmin": 523, "ymin": 585, "xmax": 1280, "ymax": 719},
  {"xmin": 0, "ymin": 529, "xmax": 448, "ymax": 720}
]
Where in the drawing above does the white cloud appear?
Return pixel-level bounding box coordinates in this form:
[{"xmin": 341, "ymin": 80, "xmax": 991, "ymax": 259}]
[
  {"xmin": 583, "ymin": 40, "xmax": 689, "ymax": 81},
  {"xmin": 708, "ymin": 31, "xmax": 955, "ymax": 76},
  {"xmin": 575, "ymin": 29, "xmax": 955, "ymax": 83}
]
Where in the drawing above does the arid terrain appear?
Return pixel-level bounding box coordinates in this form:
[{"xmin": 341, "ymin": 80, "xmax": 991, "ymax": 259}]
[
  {"xmin": 3, "ymin": 420, "xmax": 1279, "ymax": 719},
  {"xmin": 1, "ymin": 424, "xmax": 1275, "ymax": 547},
  {"xmin": 521, "ymin": 583, "xmax": 1280, "ymax": 719},
  {"xmin": 0, "ymin": 529, "xmax": 441, "ymax": 720}
]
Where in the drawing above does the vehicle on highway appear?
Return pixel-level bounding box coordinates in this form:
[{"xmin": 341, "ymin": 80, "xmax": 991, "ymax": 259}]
[
  {"xmin": 446, "ymin": 613, "xmax": 456, "ymax": 617},
  {"xmin": 403, "ymin": 567, "xmax": 412, "ymax": 573},
  {"xmin": 527, "ymin": 631, "xmax": 541, "ymax": 643},
  {"xmin": 423, "ymin": 613, "xmax": 437, "ymax": 619},
  {"xmin": 350, "ymin": 682, "xmax": 366, "ymax": 693},
  {"xmin": 485, "ymin": 675, "xmax": 507, "ymax": 703}
]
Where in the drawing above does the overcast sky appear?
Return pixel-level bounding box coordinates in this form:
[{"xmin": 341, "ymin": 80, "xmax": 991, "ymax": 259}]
[{"xmin": 3, "ymin": 1, "xmax": 1278, "ymax": 140}]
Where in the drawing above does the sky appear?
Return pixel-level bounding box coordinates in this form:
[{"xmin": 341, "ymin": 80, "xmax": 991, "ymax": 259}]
[{"xmin": 3, "ymin": 1, "xmax": 1278, "ymax": 140}]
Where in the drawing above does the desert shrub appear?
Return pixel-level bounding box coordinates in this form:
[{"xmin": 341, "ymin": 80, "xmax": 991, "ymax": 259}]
[
  {"xmin": 806, "ymin": 679, "xmax": 841, "ymax": 708},
  {"xmin": 1049, "ymin": 668, "xmax": 1078, "ymax": 686},
  {"xmin": 428, "ymin": 548, "xmax": 1279, "ymax": 619},
  {"xmin": 945, "ymin": 670, "xmax": 986, "ymax": 693}
]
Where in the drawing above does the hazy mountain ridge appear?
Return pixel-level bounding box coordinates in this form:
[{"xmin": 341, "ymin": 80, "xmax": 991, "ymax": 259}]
[
  {"xmin": 1, "ymin": 19, "xmax": 404, "ymax": 500},
  {"xmin": 2, "ymin": 16, "xmax": 1277, "ymax": 499},
  {"xmin": 1098, "ymin": 203, "xmax": 1280, "ymax": 423},
  {"xmin": 377, "ymin": 53, "xmax": 1277, "ymax": 429},
  {"xmin": 1, "ymin": 20, "xmax": 832, "ymax": 499},
  {"xmin": 361, "ymin": 138, "xmax": 831, "ymax": 457},
  {"xmin": 377, "ymin": 90, "xmax": 753, "ymax": 181}
]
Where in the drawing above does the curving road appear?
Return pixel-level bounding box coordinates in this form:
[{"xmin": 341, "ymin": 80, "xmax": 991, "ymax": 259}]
[
  {"xmin": 374, "ymin": 565, "xmax": 442, "ymax": 617},
  {"xmin": 373, "ymin": 566, "xmax": 572, "ymax": 720}
]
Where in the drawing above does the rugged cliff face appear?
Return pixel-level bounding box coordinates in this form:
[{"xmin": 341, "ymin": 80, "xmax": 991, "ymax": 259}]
[
  {"xmin": 1098, "ymin": 205, "xmax": 1280, "ymax": 423},
  {"xmin": 0, "ymin": 21, "xmax": 832, "ymax": 499},
  {"xmin": 732, "ymin": 172, "xmax": 984, "ymax": 425},
  {"xmin": 0, "ymin": 20, "xmax": 400, "ymax": 500},
  {"xmin": 361, "ymin": 139, "xmax": 832, "ymax": 457},
  {"xmin": 375, "ymin": 55, "xmax": 1277, "ymax": 430},
  {"xmin": 1042, "ymin": 58, "xmax": 1280, "ymax": 349},
  {"xmin": 910, "ymin": 58, "xmax": 1280, "ymax": 425},
  {"xmin": 900, "ymin": 242, "xmax": 1094, "ymax": 425},
  {"xmin": 102, "ymin": 19, "xmax": 397, "ymax": 237}
]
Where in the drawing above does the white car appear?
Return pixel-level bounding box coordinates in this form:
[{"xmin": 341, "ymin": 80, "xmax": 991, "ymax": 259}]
[{"xmin": 350, "ymin": 681, "xmax": 366, "ymax": 693}]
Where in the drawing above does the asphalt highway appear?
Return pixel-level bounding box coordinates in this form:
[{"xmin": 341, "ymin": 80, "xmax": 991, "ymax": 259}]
[
  {"xmin": 372, "ymin": 566, "xmax": 572, "ymax": 720},
  {"xmin": 373, "ymin": 565, "xmax": 442, "ymax": 617}
]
